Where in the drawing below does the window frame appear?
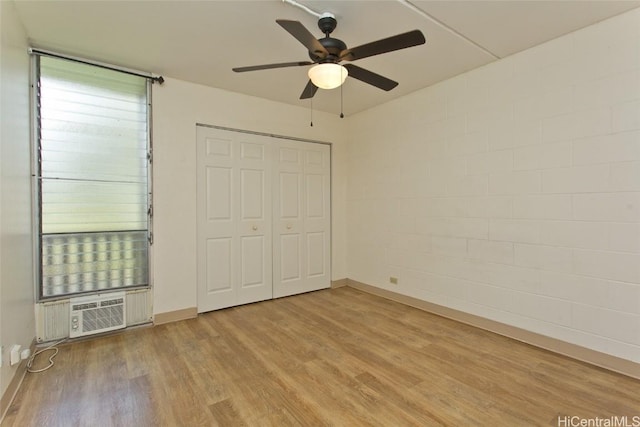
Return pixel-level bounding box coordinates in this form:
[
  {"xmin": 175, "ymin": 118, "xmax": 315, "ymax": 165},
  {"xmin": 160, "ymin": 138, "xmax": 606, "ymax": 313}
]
[{"xmin": 31, "ymin": 51, "xmax": 154, "ymax": 302}]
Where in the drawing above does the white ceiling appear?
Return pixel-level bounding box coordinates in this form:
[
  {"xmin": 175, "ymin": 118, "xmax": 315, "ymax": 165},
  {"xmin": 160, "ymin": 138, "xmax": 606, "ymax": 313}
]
[{"xmin": 13, "ymin": 0, "xmax": 640, "ymax": 116}]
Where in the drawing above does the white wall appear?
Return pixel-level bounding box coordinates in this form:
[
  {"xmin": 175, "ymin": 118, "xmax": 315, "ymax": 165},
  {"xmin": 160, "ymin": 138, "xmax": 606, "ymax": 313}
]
[
  {"xmin": 347, "ymin": 9, "xmax": 640, "ymax": 362},
  {"xmin": 152, "ymin": 78, "xmax": 348, "ymax": 315},
  {"xmin": 0, "ymin": 0, "xmax": 36, "ymax": 398}
]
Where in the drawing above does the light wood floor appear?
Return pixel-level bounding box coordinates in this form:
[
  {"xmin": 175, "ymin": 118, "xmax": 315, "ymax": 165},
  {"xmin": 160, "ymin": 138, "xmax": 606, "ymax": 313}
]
[{"xmin": 4, "ymin": 287, "xmax": 639, "ymax": 426}]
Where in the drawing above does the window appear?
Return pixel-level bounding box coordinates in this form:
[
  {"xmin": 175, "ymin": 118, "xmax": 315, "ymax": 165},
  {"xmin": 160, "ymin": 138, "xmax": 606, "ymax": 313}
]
[{"xmin": 34, "ymin": 55, "xmax": 151, "ymax": 300}]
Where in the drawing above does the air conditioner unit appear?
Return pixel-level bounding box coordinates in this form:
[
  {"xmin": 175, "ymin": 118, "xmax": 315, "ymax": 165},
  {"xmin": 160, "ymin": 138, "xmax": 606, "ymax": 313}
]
[{"xmin": 69, "ymin": 292, "xmax": 126, "ymax": 338}]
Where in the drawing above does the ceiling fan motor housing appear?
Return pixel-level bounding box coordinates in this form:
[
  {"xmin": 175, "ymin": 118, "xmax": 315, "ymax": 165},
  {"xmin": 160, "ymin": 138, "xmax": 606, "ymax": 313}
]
[
  {"xmin": 310, "ymin": 37, "xmax": 347, "ymax": 62},
  {"xmin": 309, "ymin": 14, "xmax": 345, "ymax": 63}
]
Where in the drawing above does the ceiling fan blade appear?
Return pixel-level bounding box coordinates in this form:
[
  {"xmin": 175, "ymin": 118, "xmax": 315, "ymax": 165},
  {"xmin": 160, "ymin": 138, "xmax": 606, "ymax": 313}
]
[
  {"xmin": 300, "ymin": 80, "xmax": 318, "ymax": 99},
  {"xmin": 232, "ymin": 61, "xmax": 313, "ymax": 72},
  {"xmin": 276, "ymin": 19, "xmax": 329, "ymax": 59},
  {"xmin": 340, "ymin": 30, "xmax": 425, "ymax": 61},
  {"xmin": 343, "ymin": 64, "xmax": 398, "ymax": 91}
]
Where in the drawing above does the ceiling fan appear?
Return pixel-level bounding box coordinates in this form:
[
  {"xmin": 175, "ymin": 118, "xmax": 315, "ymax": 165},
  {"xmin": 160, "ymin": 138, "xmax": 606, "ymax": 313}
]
[{"xmin": 232, "ymin": 13, "xmax": 426, "ymax": 100}]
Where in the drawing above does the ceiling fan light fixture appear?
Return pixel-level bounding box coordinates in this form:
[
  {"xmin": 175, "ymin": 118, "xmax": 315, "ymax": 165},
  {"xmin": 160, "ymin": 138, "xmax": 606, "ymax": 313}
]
[{"xmin": 308, "ymin": 63, "xmax": 348, "ymax": 89}]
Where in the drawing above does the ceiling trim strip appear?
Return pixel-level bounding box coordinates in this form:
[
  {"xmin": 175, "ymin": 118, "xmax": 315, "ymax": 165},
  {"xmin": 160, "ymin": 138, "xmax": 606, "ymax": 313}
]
[{"xmin": 397, "ymin": 0, "xmax": 500, "ymax": 60}]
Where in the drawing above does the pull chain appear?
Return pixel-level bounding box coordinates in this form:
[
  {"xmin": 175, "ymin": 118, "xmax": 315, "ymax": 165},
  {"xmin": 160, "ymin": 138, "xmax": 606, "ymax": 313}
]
[
  {"xmin": 340, "ymin": 83, "xmax": 344, "ymax": 118},
  {"xmin": 310, "ymin": 98, "xmax": 313, "ymax": 127}
]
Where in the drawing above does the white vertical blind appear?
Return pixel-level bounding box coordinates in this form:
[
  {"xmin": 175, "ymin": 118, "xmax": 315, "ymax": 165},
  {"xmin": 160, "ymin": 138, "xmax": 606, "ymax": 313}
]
[
  {"xmin": 38, "ymin": 55, "xmax": 150, "ymax": 298},
  {"xmin": 39, "ymin": 56, "xmax": 149, "ymax": 233}
]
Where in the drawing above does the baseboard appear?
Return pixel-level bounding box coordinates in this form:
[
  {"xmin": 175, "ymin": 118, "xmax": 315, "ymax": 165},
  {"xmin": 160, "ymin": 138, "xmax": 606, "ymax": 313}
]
[
  {"xmin": 331, "ymin": 278, "xmax": 348, "ymax": 289},
  {"xmin": 153, "ymin": 307, "xmax": 198, "ymax": 325},
  {"xmin": 346, "ymin": 279, "xmax": 640, "ymax": 380},
  {"xmin": 0, "ymin": 339, "xmax": 36, "ymax": 423}
]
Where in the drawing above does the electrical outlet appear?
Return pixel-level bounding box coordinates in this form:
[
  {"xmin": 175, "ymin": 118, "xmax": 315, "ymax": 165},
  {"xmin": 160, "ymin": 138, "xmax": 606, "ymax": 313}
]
[
  {"xmin": 10, "ymin": 345, "xmax": 22, "ymax": 366},
  {"xmin": 389, "ymin": 276, "xmax": 398, "ymax": 285}
]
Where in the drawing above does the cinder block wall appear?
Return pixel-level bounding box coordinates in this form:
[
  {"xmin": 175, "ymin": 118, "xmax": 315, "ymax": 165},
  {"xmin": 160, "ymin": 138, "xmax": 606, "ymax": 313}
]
[{"xmin": 347, "ymin": 9, "xmax": 640, "ymax": 362}]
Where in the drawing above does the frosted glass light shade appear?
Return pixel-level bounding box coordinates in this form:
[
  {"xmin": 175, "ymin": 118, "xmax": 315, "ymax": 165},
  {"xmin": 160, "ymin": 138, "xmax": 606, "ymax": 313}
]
[{"xmin": 308, "ymin": 63, "xmax": 348, "ymax": 89}]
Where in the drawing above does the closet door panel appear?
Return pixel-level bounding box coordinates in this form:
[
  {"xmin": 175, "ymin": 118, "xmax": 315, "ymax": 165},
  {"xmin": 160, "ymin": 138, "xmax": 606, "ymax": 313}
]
[
  {"xmin": 280, "ymin": 234, "xmax": 302, "ymax": 282},
  {"xmin": 206, "ymin": 238, "xmax": 233, "ymax": 293},
  {"xmin": 197, "ymin": 127, "xmax": 272, "ymax": 312},
  {"xmin": 273, "ymin": 140, "xmax": 330, "ymax": 298}
]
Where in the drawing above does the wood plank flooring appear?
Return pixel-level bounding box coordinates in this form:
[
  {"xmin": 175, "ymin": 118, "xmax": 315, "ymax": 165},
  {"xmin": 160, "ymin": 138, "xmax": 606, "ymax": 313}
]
[{"xmin": 4, "ymin": 287, "xmax": 639, "ymax": 426}]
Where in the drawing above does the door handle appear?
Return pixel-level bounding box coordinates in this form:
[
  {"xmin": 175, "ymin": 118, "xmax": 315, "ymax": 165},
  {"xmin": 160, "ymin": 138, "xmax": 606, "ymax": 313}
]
[
  {"xmin": 286, "ymin": 224, "xmax": 292, "ymax": 230},
  {"xmin": 252, "ymin": 225, "xmax": 258, "ymax": 231}
]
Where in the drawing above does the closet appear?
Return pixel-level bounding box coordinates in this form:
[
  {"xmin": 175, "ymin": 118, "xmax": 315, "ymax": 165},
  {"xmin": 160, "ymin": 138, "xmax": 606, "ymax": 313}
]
[{"xmin": 196, "ymin": 126, "xmax": 330, "ymax": 312}]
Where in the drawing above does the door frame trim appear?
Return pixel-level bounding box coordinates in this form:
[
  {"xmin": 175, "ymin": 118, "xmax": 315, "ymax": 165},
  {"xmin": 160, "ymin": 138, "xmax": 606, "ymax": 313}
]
[{"xmin": 196, "ymin": 123, "xmax": 332, "ymax": 146}]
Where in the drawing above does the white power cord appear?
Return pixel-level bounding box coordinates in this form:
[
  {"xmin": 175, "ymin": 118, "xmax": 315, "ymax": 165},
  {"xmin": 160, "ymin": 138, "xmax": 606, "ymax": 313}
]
[
  {"xmin": 281, "ymin": 0, "xmax": 323, "ymax": 19},
  {"xmin": 26, "ymin": 338, "xmax": 67, "ymax": 373}
]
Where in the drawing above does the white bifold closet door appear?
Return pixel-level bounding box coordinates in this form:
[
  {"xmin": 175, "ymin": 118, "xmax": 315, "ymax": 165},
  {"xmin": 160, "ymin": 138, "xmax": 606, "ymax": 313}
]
[
  {"xmin": 196, "ymin": 126, "xmax": 330, "ymax": 313},
  {"xmin": 196, "ymin": 128, "xmax": 273, "ymax": 312}
]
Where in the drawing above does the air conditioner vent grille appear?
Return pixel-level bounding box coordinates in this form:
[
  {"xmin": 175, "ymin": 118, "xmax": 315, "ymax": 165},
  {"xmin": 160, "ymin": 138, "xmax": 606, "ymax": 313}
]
[
  {"xmin": 69, "ymin": 292, "xmax": 126, "ymax": 338},
  {"xmin": 82, "ymin": 305, "xmax": 124, "ymax": 333},
  {"xmin": 72, "ymin": 302, "xmax": 98, "ymax": 311}
]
